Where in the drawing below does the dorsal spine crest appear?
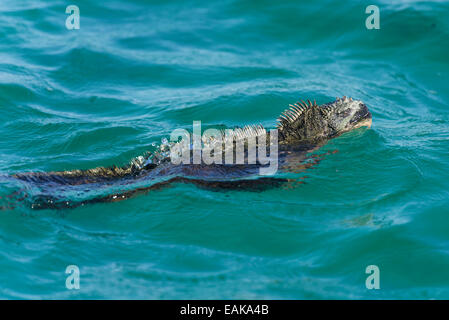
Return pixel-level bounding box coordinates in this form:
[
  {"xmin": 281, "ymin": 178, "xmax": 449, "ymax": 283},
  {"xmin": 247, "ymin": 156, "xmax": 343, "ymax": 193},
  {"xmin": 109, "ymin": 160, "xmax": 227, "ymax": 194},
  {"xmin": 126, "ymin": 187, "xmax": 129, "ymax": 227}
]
[{"xmin": 277, "ymin": 98, "xmax": 318, "ymax": 129}]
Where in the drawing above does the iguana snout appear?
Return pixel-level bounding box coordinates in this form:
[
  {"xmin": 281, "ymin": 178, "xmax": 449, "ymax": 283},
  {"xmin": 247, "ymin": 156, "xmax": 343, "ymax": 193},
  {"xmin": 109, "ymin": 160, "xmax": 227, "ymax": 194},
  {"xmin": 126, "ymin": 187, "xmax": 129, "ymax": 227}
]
[{"xmin": 330, "ymin": 97, "xmax": 372, "ymax": 133}]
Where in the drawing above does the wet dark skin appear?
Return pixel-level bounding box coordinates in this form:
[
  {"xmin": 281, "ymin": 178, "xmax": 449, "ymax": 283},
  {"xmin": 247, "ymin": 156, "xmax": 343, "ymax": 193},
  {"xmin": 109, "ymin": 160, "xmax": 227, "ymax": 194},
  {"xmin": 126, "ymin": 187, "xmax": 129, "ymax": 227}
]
[{"xmin": 9, "ymin": 97, "xmax": 372, "ymax": 210}]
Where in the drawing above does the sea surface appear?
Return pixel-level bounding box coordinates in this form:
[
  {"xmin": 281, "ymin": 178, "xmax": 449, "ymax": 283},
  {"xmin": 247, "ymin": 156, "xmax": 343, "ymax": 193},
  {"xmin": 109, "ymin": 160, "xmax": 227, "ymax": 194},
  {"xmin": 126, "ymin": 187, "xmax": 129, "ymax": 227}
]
[{"xmin": 0, "ymin": 0, "xmax": 449, "ymax": 299}]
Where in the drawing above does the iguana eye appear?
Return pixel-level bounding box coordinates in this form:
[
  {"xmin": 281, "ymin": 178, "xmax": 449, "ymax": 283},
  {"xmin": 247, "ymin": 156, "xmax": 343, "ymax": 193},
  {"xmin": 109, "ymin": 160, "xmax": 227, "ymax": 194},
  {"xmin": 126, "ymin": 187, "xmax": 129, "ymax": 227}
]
[{"xmin": 338, "ymin": 109, "xmax": 351, "ymax": 117}]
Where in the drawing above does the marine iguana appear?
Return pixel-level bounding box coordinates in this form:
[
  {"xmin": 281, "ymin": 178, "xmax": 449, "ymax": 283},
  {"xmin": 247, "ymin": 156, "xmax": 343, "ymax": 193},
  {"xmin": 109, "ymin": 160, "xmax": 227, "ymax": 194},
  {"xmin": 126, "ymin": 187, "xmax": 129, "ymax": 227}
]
[{"xmin": 10, "ymin": 96, "xmax": 372, "ymax": 210}]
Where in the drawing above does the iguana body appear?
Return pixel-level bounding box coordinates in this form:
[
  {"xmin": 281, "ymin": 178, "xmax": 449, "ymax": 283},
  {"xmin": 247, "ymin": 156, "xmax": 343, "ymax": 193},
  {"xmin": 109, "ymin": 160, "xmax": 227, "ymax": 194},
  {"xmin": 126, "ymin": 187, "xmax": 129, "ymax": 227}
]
[{"xmin": 11, "ymin": 96, "xmax": 372, "ymax": 210}]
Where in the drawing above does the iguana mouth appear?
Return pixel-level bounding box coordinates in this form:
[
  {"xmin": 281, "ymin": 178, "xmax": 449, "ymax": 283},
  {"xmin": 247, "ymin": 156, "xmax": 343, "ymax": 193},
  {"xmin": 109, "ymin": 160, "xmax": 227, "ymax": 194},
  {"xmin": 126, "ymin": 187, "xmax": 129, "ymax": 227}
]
[
  {"xmin": 349, "ymin": 105, "xmax": 372, "ymax": 128},
  {"xmin": 354, "ymin": 115, "xmax": 372, "ymax": 129}
]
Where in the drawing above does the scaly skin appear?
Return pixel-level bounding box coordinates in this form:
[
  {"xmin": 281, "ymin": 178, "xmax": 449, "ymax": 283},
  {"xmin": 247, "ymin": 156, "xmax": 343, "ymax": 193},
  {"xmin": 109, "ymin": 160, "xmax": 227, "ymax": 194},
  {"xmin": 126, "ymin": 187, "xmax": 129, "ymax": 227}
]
[{"xmin": 10, "ymin": 96, "xmax": 372, "ymax": 210}]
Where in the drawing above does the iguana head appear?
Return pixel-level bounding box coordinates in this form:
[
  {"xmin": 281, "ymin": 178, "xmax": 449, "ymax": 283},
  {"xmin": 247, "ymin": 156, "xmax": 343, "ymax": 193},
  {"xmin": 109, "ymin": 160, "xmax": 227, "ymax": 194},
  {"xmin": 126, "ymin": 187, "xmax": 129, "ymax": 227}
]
[{"xmin": 277, "ymin": 96, "xmax": 372, "ymax": 144}]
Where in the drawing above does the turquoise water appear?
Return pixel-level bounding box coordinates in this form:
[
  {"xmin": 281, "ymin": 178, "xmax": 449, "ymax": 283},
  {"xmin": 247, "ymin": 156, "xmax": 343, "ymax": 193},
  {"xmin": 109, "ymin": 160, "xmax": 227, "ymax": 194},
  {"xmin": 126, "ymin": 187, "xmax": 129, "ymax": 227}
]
[{"xmin": 1, "ymin": 0, "xmax": 449, "ymax": 299}]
